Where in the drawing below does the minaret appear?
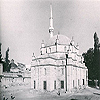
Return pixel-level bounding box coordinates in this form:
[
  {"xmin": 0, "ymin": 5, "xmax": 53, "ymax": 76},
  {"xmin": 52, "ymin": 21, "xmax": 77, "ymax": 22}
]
[{"xmin": 49, "ymin": 4, "xmax": 54, "ymax": 38}]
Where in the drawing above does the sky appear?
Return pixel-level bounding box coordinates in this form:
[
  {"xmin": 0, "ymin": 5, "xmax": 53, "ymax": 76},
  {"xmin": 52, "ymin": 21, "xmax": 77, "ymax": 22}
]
[{"xmin": 1, "ymin": 0, "xmax": 100, "ymax": 65}]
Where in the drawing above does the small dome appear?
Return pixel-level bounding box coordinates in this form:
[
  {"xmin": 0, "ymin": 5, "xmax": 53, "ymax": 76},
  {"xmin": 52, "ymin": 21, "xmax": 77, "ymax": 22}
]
[{"xmin": 47, "ymin": 34, "xmax": 71, "ymax": 45}]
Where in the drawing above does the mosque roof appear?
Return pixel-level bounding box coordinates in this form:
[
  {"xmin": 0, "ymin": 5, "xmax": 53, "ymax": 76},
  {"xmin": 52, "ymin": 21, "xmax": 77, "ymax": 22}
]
[{"xmin": 47, "ymin": 34, "xmax": 71, "ymax": 45}]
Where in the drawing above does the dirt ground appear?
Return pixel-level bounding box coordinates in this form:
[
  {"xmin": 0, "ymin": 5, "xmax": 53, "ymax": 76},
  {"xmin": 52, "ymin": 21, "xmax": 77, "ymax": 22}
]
[{"xmin": 0, "ymin": 83, "xmax": 100, "ymax": 100}]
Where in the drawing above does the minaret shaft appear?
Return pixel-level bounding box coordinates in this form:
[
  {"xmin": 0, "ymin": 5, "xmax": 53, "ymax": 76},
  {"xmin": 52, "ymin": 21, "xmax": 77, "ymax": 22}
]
[
  {"xmin": 50, "ymin": 5, "xmax": 53, "ymax": 18},
  {"xmin": 49, "ymin": 4, "xmax": 54, "ymax": 38}
]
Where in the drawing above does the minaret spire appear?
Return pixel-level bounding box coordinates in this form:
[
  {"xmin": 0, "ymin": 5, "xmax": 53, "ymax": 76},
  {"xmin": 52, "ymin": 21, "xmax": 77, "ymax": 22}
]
[
  {"xmin": 49, "ymin": 4, "xmax": 54, "ymax": 38},
  {"xmin": 50, "ymin": 4, "xmax": 53, "ymax": 18}
]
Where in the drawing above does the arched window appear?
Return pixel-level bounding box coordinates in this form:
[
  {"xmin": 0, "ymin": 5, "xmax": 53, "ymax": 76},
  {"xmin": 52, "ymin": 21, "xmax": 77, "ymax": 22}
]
[
  {"xmin": 54, "ymin": 80, "xmax": 56, "ymax": 89},
  {"xmin": 64, "ymin": 46, "xmax": 66, "ymax": 52},
  {"xmin": 34, "ymin": 80, "xmax": 36, "ymax": 89},
  {"xmin": 46, "ymin": 48, "xmax": 47, "ymax": 53},
  {"xmin": 61, "ymin": 68, "xmax": 64, "ymax": 75},
  {"xmin": 81, "ymin": 57, "xmax": 83, "ymax": 63},
  {"xmin": 73, "ymin": 80, "xmax": 74, "ymax": 87},
  {"xmin": 40, "ymin": 51, "xmax": 42, "ymax": 55},
  {"xmin": 34, "ymin": 68, "xmax": 36, "ymax": 75},
  {"xmin": 44, "ymin": 68, "xmax": 46, "ymax": 75},
  {"xmin": 78, "ymin": 79, "xmax": 80, "ymax": 86},
  {"xmin": 49, "ymin": 48, "xmax": 51, "ymax": 53},
  {"xmin": 86, "ymin": 71, "xmax": 88, "ymax": 81}
]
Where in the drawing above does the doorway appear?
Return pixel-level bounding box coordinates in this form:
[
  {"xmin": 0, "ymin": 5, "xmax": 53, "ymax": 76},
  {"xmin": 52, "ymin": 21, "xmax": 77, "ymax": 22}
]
[{"xmin": 83, "ymin": 79, "xmax": 84, "ymax": 85}]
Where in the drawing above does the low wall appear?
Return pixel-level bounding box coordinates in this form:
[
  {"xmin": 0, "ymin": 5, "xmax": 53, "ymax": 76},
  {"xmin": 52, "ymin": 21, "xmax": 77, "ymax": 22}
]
[{"xmin": 0, "ymin": 72, "xmax": 31, "ymax": 88}]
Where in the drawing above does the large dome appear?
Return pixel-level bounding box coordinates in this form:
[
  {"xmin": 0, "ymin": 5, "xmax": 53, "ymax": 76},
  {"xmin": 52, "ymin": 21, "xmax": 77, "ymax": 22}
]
[{"xmin": 47, "ymin": 34, "xmax": 71, "ymax": 45}]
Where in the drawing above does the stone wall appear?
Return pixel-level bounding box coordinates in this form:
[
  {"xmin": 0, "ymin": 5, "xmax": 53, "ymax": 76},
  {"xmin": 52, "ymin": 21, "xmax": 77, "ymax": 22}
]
[{"xmin": 0, "ymin": 72, "xmax": 31, "ymax": 88}]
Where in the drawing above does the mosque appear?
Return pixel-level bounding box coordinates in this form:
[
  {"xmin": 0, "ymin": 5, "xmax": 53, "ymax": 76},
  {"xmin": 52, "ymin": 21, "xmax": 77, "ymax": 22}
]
[{"xmin": 31, "ymin": 5, "xmax": 88, "ymax": 92}]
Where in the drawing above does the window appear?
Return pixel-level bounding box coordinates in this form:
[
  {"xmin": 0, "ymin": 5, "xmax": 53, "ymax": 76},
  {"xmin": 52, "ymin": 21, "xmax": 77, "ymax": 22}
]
[
  {"xmin": 54, "ymin": 81, "xmax": 56, "ymax": 89},
  {"xmin": 44, "ymin": 68, "xmax": 46, "ymax": 75},
  {"xmin": 43, "ymin": 81, "xmax": 47, "ymax": 90},
  {"xmin": 61, "ymin": 81, "xmax": 64, "ymax": 89},
  {"xmin": 78, "ymin": 79, "xmax": 80, "ymax": 86},
  {"xmin": 49, "ymin": 48, "xmax": 51, "ymax": 53},
  {"xmin": 41, "ymin": 51, "xmax": 42, "ymax": 55},
  {"xmin": 54, "ymin": 67, "xmax": 56, "ymax": 70},
  {"xmin": 64, "ymin": 46, "xmax": 66, "ymax": 52},
  {"xmin": 34, "ymin": 80, "xmax": 36, "ymax": 89},
  {"xmin": 72, "ymin": 46, "xmax": 73, "ymax": 52},
  {"xmin": 55, "ymin": 41, "xmax": 57, "ymax": 45},
  {"xmin": 62, "ymin": 61, "xmax": 63, "ymax": 64},
  {"xmin": 23, "ymin": 78, "xmax": 24, "ymax": 82},
  {"xmin": 46, "ymin": 48, "xmax": 47, "ymax": 53},
  {"xmin": 73, "ymin": 80, "xmax": 74, "ymax": 87},
  {"xmin": 86, "ymin": 71, "xmax": 88, "ymax": 81},
  {"xmin": 81, "ymin": 57, "xmax": 83, "ymax": 63},
  {"xmin": 61, "ymin": 68, "xmax": 64, "ymax": 75},
  {"xmin": 34, "ymin": 68, "xmax": 36, "ymax": 75}
]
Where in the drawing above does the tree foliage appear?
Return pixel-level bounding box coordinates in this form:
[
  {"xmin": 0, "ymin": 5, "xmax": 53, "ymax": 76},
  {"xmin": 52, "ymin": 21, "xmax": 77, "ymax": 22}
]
[
  {"xmin": 0, "ymin": 43, "xmax": 3, "ymax": 63},
  {"xmin": 82, "ymin": 48, "xmax": 94, "ymax": 80},
  {"xmin": 82, "ymin": 32, "xmax": 100, "ymax": 82}
]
